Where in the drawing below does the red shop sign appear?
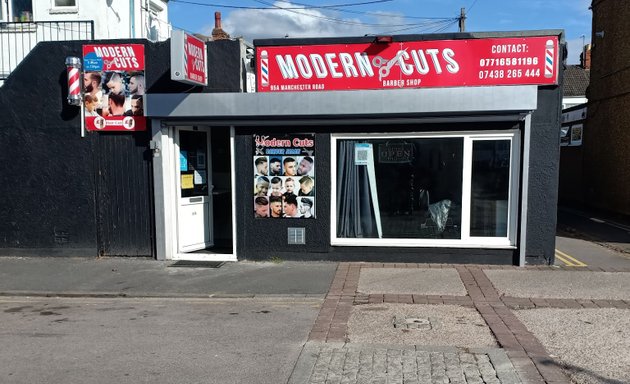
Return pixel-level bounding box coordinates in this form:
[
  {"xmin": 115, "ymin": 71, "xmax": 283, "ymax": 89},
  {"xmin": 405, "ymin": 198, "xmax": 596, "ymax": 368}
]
[
  {"xmin": 170, "ymin": 29, "xmax": 208, "ymax": 86},
  {"xmin": 184, "ymin": 33, "xmax": 207, "ymax": 85},
  {"xmin": 256, "ymin": 36, "xmax": 559, "ymax": 92},
  {"xmin": 83, "ymin": 44, "xmax": 146, "ymax": 131}
]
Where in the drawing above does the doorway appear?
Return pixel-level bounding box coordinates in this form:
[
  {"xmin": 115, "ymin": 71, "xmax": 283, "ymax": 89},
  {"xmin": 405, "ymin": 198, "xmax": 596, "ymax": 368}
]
[{"xmin": 166, "ymin": 125, "xmax": 235, "ymax": 261}]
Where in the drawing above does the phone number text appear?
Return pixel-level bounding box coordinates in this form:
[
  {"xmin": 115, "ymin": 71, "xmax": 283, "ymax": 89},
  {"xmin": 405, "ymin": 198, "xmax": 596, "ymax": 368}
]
[
  {"xmin": 478, "ymin": 68, "xmax": 541, "ymax": 79},
  {"xmin": 479, "ymin": 57, "xmax": 540, "ymax": 67}
]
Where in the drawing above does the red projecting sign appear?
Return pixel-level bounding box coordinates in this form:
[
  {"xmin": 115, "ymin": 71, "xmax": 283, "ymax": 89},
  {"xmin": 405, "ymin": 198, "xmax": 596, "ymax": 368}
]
[
  {"xmin": 171, "ymin": 29, "xmax": 208, "ymax": 86},
  {"xmin": 256, "ymin": 36, "xmax": 559, "ymax": 92}
]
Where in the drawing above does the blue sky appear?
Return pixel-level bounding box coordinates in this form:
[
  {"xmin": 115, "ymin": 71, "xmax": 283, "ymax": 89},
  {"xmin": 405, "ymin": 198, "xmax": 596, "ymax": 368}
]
[{"xmin": 168, "ymin": 0, "xmax": 592, "ymax": 64}]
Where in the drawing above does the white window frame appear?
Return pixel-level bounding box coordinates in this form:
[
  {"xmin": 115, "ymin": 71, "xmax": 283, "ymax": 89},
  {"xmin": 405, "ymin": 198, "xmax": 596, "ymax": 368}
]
[
  {"xmin": 330, "ymin": 129, "xmax": 521, "ymax": 249},
  {"xmin": 50, "ymin": 0, "xmax": 78, "ymax": 14}
]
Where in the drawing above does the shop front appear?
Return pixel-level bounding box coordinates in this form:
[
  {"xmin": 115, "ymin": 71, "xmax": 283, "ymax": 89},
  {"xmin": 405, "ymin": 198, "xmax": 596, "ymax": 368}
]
[{"xmin": 146, "ymin": 30, "xmax": 564, "ymax": 265}]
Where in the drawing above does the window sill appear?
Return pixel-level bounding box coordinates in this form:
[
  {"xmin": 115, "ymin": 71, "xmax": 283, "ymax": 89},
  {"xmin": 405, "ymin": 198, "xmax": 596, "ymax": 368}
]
[
  {"xmin": 49, "ymin": 7, "xmax": 79, "ymax": 14},
  {"xmin": 331, "ymin": 238, "xmax": 516, "ymax": 249}
]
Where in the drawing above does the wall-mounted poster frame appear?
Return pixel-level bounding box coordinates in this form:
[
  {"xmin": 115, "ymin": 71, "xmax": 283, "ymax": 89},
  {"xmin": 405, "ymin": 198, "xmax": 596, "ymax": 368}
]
[
  {"xmin": 83, "ymin": 44, "xmax": 146, "ymax": 131},
  {"xmin": 253, "ymin": 134, "xmax": 315, "ymax": 219}
]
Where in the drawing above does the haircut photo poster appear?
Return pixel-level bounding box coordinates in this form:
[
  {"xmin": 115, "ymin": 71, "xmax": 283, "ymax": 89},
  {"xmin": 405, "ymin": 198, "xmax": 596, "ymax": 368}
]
[
  {"xmin": 83, "ymin": 44, "xmax": 146, "ymax": 131},
  {"xmin": 253, "ymin": 134, "xmax": 315, "ymax": 219}
]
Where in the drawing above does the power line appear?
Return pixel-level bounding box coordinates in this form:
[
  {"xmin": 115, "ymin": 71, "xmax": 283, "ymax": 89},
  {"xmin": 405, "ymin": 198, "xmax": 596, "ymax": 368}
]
[
  {"xmin": 169, "ymin": 0, "xmax": 393, "ymax": 10},
  {"xmin": 435, "ymin": 19, "xmax": 458, "ymax": 33},
  {"xmin": 274, "ymin": 0, "xmax": 455, "ymax": 20},
  {"xmin": 253, "ymin": 0, "xmax": 450, "ymax": 27},
  {"xmin": 374, "ymin": 18, "xmax": 458, "ymax": 35}
]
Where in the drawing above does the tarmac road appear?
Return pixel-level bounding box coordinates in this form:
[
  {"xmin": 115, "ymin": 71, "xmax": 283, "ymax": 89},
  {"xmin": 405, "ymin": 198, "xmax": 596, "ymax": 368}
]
[
  {"xmin": 0, "ymin": 296, "xmax": 321, "ymax": 384},
  {"xmin": 555, "ymin": 206, "xmax": 630, "ymax": 269}
]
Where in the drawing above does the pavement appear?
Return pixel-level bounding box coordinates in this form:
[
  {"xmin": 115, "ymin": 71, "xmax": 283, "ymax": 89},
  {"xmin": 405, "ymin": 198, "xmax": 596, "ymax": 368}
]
[{"xmin": 0, "ymin": 206, "xmax": 629, "ymax": 384}]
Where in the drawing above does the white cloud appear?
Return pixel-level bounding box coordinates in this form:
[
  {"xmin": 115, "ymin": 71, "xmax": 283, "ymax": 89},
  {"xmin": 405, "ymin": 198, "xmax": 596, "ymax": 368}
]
[
  {"xmin": 216, "ymin": 2, "xmax": 370, "ymax": 41},
  {"xmin": 204, "ymin": 2, "xmax": 451, "ymax": 41}
]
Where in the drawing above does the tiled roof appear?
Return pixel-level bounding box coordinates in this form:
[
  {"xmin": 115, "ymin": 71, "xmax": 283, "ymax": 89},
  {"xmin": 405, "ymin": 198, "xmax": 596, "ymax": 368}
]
[{"xmin": 563, "ymin": 65, "xmax": 590, "ymax": 97}]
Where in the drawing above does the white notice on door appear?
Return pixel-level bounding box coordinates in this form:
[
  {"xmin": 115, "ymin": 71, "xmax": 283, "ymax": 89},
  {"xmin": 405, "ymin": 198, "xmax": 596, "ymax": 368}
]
[{"xmin": 194, "ymin": 170, "xmax": 207, "ymax": 184}]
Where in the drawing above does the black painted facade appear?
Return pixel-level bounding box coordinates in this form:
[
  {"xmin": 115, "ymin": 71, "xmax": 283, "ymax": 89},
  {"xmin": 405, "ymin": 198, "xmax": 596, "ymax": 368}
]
[{"xmin": 0, "ymin": 39, "xmax": 243, "ymax": 257}]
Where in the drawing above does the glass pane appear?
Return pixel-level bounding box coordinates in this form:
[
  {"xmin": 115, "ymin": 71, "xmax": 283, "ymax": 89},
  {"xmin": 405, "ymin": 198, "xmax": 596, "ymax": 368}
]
[
  {"xmin": 11, "ymin": 0, "xmax": 32, "ymax": 21},
  {"xmin": 470, "ymin": 140, "xmax": 511, "ymax": 237},
  {"xmin": 179, "ymin": 131, "xmax": 208, "ymax": 198},
  {"xmin": 337, "ymin": 137, "xmax": 463, "ymax": 239},
  {"xmin": 55, "ymin": 0, "xmax": 76, "ymax": 6}
]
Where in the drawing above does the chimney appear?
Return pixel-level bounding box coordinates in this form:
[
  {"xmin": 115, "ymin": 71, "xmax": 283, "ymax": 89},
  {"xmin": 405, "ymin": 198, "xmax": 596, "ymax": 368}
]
[
  {"xmin": 581, "ymin": 44, "xmax": 592, "ymax": 69},
  {"xmin": 211, "ymin": 11, "xmax": 231, "ymax": 41}
]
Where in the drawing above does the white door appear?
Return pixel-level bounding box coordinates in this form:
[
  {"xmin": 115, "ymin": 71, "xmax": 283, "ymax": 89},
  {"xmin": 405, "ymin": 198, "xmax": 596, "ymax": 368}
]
[{"xmin": 176, "ymin": 127, "xmax": 214, "ymax": 253}]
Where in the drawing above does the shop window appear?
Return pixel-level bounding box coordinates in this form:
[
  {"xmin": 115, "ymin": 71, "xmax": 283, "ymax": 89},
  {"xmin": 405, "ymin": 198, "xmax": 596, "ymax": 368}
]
[
  {"xmin": 337, "ymin": 138, "xmax": 463, "ymax": 240},
  {"xmin": 332, "ymin": 131, "xmax": 519, "ymax": 248},
  {"xmin": 470, "ymin": 140, "xmax": 511, "ymax": 237}
]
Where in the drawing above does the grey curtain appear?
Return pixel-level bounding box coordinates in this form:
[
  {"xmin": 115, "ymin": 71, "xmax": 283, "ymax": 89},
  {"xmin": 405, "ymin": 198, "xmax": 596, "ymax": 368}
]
[{"xmin": 336, "ymin": 141, "xmax": 378, "ymax": 238}]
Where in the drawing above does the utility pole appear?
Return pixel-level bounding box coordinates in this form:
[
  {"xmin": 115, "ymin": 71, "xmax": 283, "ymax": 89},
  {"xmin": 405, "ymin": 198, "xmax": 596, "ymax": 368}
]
[{"xmin": 459, "ymin": 8, "xmax": 466, "ymax": 32}]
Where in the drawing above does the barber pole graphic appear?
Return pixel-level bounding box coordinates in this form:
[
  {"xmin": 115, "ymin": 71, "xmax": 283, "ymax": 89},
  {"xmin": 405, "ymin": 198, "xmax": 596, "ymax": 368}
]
[
  {"xmin": 260, "ymin": 50, "xmax": 269, "ymax": 87},
  {"xmin": 545, "ymin": 39, "xmax": 555, "ymax": 78},
  {"xmin": 184, "ymin": 41, "xmax": 189, "ymax": 79},
  {"xmin": 65, "ymin": 56, "xmax": 82, "ymax": 105}
]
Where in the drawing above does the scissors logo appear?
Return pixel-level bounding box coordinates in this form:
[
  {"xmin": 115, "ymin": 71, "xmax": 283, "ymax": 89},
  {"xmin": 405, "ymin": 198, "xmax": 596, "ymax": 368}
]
[
  {"xmin": 103, "ymin": 59, "xmax": 115, "ymax": 70},
  {"xmin": 372, "ymin": 49, "xmax": 408, "ymax": 81}
]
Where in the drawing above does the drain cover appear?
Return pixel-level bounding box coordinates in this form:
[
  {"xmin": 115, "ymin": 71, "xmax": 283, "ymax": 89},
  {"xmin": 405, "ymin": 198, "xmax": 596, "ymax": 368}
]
[
  {"xmin": 169, "ymin": 261, "xmax": 225, "ymax": 268},
  {"xmin": 393, "ymin": 315, "xmax": 433, "ymax": 330}
]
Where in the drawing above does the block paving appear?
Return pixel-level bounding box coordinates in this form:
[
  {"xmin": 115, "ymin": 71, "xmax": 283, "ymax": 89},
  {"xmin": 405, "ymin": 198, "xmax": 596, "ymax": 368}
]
[
  {"xmin": 289, "ymin": 344, "xmax": 521, "ymax": 384},
  {"xmin": 305, "ymin": 263, "xmax": 630, "ymax": 383}
]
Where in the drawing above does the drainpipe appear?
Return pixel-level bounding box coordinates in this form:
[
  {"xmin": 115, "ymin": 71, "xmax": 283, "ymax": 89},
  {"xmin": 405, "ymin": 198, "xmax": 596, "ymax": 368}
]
[{"xmin": 130, "ymin": 0, "xmax": 135, "ymax": 38}]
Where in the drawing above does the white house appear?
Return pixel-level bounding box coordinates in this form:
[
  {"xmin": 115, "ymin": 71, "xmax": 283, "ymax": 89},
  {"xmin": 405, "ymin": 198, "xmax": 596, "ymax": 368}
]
[{"xmin": 1, "ymin": 0, "xmax": 170, "ymax": 84}]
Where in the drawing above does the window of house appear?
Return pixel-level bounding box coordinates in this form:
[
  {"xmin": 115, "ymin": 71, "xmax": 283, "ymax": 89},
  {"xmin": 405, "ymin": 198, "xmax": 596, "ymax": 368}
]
[
  {"xmin": 331, "ymin": 130, "xmax": 520, "ymax": 248},
  {"xmin": 54, "ymin": 0, "xmax": 76, "ymax": 6},
  {"xmin": 9, "ymin": 0, "xmax": 32, "ymax": 21},
  {"xmin": 51, "ymin": 0, "xmax": 78, "ymax": 13}
]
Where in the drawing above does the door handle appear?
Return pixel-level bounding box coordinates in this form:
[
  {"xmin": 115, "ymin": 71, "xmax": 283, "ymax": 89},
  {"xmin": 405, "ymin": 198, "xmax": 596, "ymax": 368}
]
[{"xmin": 190, "ymin": 197, "xmax": 203, "ymax": 203}]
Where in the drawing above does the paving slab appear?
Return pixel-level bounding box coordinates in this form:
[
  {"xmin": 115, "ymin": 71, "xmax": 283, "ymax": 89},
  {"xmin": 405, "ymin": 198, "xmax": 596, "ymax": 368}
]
[
  {"xmin": 514, "ymin": 308, "xmax": 630, "ymax": 384},
  {"xmin": 358, "ymin": 268, "xmax": 467, "ymax": 296},
  {"xmin": 0, "ymin": 257, "xmax": 337, "ymax": 297},
  {"xmin": 484, "ymin": 270, "xmax": 630, "ymax": 300},
  {"xmin": 288, "ymin": 342, "xmax": 522, "ymax": 384},
  {"xmin": 347, "ymin": 303, "xmax": 497, "ymax": 348}
]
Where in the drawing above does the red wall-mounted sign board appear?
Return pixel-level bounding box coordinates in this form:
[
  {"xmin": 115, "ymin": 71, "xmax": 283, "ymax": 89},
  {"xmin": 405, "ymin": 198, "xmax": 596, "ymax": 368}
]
[
  {"xmin": 256, "ymin": 36, "xmax": 559, "ymax": 92},
  {"xmin": 83, "ymin": 44, "xmax": 146, "ymax": 131}
]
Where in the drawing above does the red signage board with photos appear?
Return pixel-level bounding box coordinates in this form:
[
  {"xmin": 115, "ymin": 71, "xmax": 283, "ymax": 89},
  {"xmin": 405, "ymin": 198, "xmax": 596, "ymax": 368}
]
[
  {"xmin": 253, "ymin": 134, "xmax": 315, "ymax": 219},
  {"xmin": 256, "ymin": 36, "xmax": 559, "ymax": 92},
  {"xmin": 83, "ymin": 44, "xmax": 146, "ymax": 131}
]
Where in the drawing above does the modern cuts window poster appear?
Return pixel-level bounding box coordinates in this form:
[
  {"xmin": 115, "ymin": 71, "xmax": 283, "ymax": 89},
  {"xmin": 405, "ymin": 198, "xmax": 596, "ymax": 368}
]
[
  {"xmin": 83, "ymin": 44, "xmax": 146, "ymax": 131},
  {"xmin": 253, "ymin": 134, "xmax": 315, "ymax": 218}
]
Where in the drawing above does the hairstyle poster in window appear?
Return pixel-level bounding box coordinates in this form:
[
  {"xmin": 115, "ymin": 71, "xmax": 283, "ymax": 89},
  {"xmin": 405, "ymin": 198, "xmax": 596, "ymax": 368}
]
[
  {"xmin": 83, "ymin": 44, "xmax": 146, "ymax": 131},
  {"xmin": 253, "ymin": 134, "xmax": 315, "ymax": 218}
]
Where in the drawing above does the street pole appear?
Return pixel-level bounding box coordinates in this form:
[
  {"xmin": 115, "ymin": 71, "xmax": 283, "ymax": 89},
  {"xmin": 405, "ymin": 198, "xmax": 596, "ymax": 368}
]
[{"xmin": 459, "ymin": 8, "xmax": 466, "ymax": 32}]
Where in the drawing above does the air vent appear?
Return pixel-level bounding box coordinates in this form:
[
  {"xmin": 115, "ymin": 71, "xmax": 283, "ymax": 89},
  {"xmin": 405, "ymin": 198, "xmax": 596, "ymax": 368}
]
[{"xmin": 287, "ymin": 227, "xmax": 305, "ymax": 245}]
